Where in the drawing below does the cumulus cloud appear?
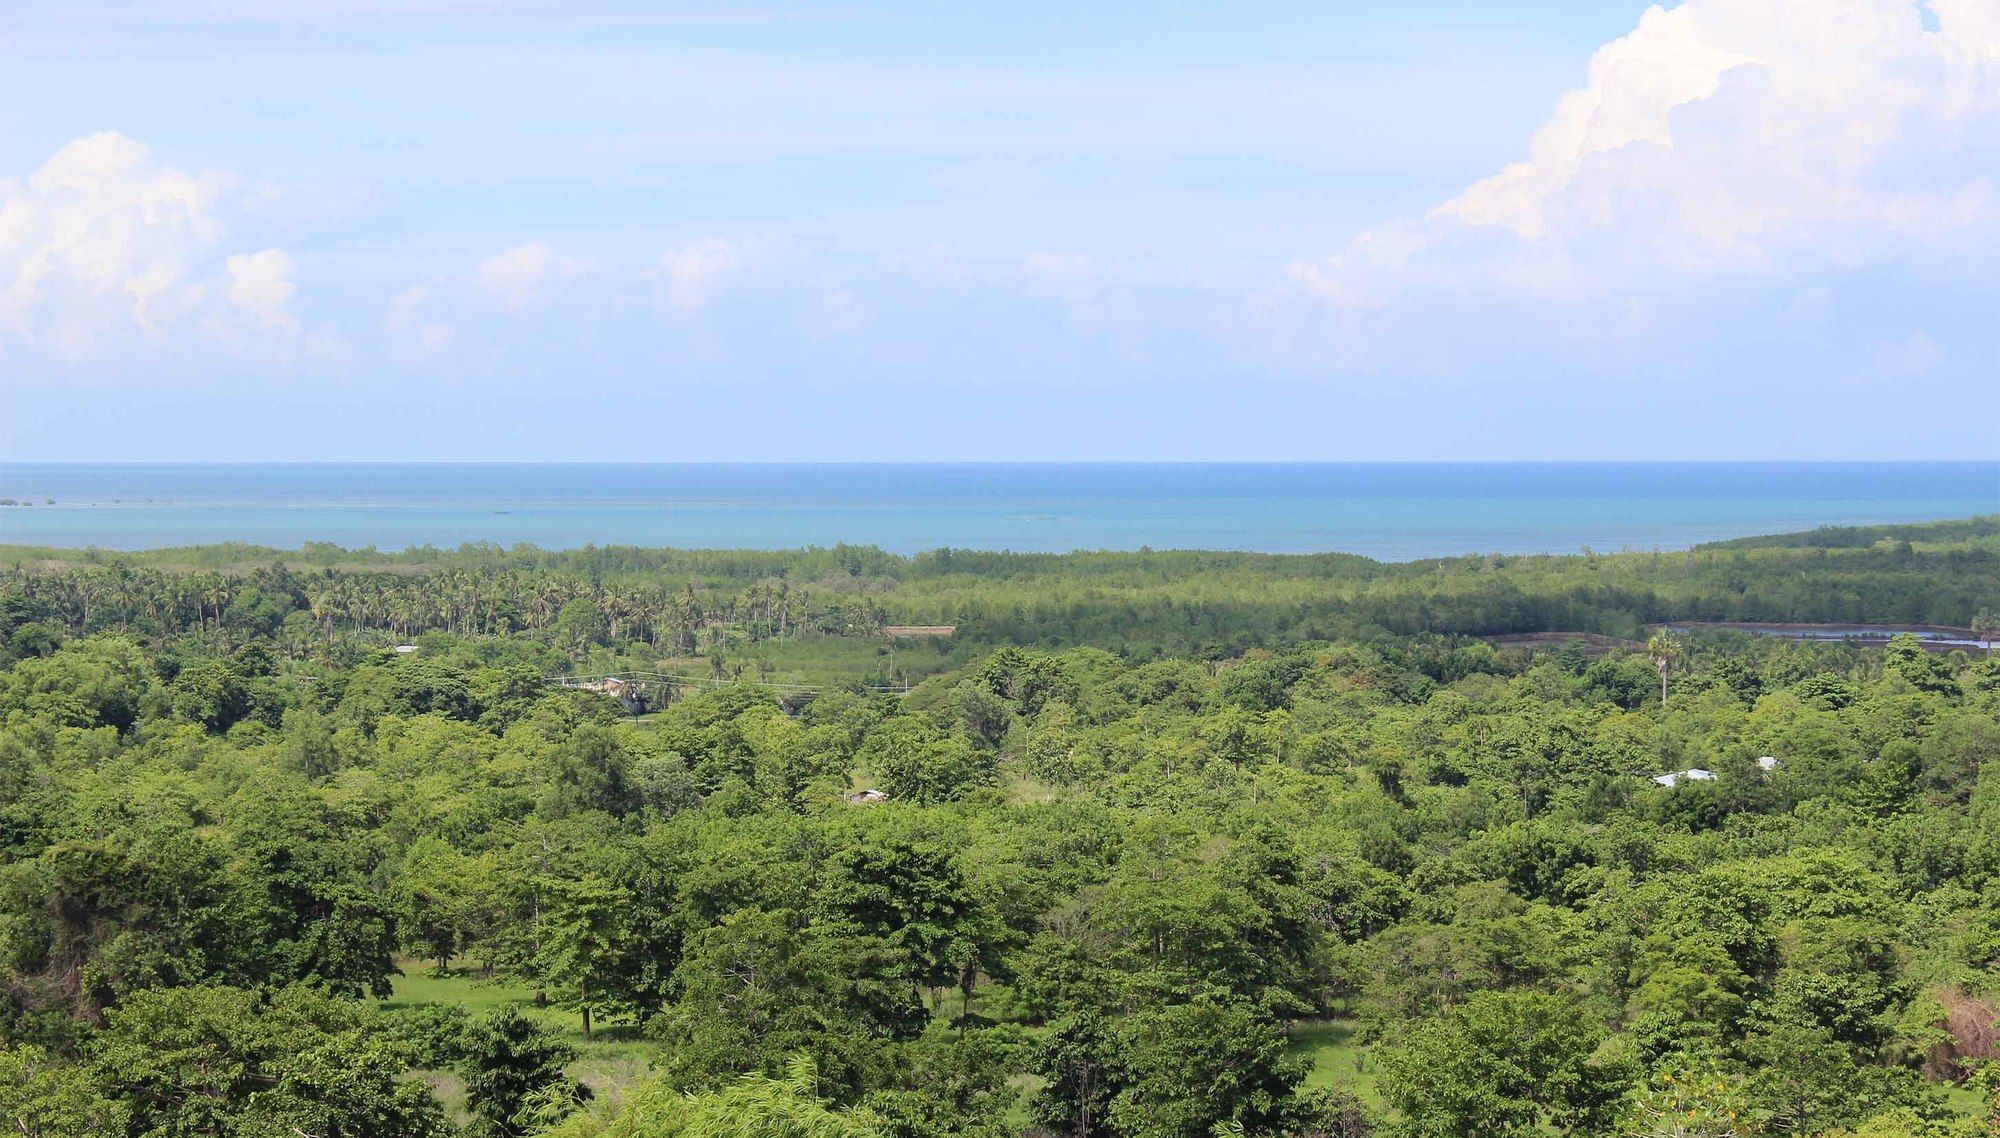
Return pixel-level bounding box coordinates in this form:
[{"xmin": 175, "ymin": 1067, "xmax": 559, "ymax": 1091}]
[
  {"xmin": 476, "ymin": 241, "xmax": 593, "ymax": 312},
  {"xmin": 226, "ymin": 249, "xmax": 298, "ymax": 331},
  {"xmin": 386, "ymin": 285, "xmax": 454, "ymax": 353},
  {"xmin": 657, "ymin": 238, "xmax": 739, "ymax": 311},
  {"xmin": 0, "ymin": 131, "xmax": 296, "ymax": 357},
  {"xmin": 1292, "ymin": 0, "xmax": 2000, "ymax": 309}
]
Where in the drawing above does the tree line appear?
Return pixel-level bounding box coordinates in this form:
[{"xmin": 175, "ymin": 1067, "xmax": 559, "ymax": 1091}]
[{"xmin": 6, "ymin": 515, "xmax": 2000, "ymax": 667}]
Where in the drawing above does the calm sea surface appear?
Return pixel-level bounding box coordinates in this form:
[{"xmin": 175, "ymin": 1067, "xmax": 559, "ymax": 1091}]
[{"xmin": 0, "ymin": 463, "xmax": 1994, "ymax": 561}]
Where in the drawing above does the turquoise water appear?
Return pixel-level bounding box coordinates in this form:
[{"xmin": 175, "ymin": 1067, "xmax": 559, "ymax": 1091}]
[{"xmin": 0, "ymin": 463, "xmax": 1994, "ymax": 560}]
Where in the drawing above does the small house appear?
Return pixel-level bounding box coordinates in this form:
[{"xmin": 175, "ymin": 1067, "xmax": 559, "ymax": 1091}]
[
  {"xmin": 1756, "ymin": 756, "xmax": 1781, "ymax": 772},
  {"xmin": 846, "ymin": 789, "xmax": 891, "ymax": 805},
  {"xmin": 1653, "ymin": 768, "xmax": 1718, "ymax": 788},
  {"xmin": 574, "ymin": 676, "xmax": 647, "ymax": 714}
]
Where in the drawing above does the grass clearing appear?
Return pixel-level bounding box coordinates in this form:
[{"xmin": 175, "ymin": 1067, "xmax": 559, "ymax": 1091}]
[
  {"xmin": 382, "ymin": 963, "xmax": 661, "ymax": 1111},
  {"xmin": 1286, "ymin": 1019, "xmax": 1382, "ymax": 1111}
]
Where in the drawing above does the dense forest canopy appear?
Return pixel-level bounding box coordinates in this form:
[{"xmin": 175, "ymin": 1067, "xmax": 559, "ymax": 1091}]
[
  {"xmin": 3, "ymin": 518, "xmax": 2000, "ymax": 1137},
  {"xmin": 5, "ymin": 514, "xmax": 1999, "ymax": 669}
]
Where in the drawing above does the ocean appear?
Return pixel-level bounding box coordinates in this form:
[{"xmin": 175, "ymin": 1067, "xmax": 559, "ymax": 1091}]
[{"xmin": 0, "ymin": 463, "xmax": 1994, "ymax": 561}]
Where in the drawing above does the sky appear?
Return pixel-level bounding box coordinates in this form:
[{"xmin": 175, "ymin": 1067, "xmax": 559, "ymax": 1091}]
[{"xmin": 2, "ymin": 0, "xmax": 1998, "ymax": 461}]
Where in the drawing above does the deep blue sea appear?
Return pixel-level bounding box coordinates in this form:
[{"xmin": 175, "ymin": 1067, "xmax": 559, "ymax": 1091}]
[{"xmin": 0, "ymin": 463, "xmax": 1994, "ymax": 561}]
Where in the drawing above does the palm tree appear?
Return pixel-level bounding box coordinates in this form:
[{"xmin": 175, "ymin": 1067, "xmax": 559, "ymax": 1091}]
[
  {"xmin": 677, "ymin": 584, "xmax": 704, "ymax": 657},
  {"xmin": 1974, "ymin": 612, "xmax": 1998, "ymax": 656},
  {"xmin": 1647, "ymin": 629, "xmax": 1685, "ymax": 705},
  {"xmin": 306, "ymin": 589, "xmax": 337, "ymax": 657}
]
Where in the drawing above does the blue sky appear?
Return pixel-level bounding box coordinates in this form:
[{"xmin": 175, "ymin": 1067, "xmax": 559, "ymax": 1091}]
[{"xmin": 3, "ymin": 0, "xmax": 1997, "ymax": 460}]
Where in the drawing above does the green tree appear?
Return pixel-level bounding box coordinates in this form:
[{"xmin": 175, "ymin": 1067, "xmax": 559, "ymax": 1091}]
[
  {"xmin": 1380, "ymin": 991, "xmax": 1624, "ymax": 1138},
  {"xmin": 1030, "ymin": 1010, "xmax": 1130, "ymax": 1138},
  {"xmin": 396, "ymin": 836, "xmax": 479, "ymax": 973},
  {"xmin": 1739, "ymin": 1022, "xmax": 1902, "ymax": 1138},
  {"xmin": 0, "ymin": 1044, "xmax": 123, "ymax": 1138},
  {"xmin": 536, "ymin": 875, "xmax": 633, "ymax": 1039},
  {"xmin": 1109, "ymin": 994, "xmax": 1306, "ymax": 1138},
  {"xmin": 1972, "ymin": 611, "xmax": 1998, "ymax": 654},
  {"xmin": 539, "ymin": 1059, "xmax": 883, "ymax": 1138},
  {"xmin": 279, "ymin": 704, "xmax": 341, "ymax": 777},
  {"xmin": 91, "ymin": 985, "xmax": 449, "ymax": 1138},
  {"xmin": 859, "ymin": 718, "xmax": 996, "ymax": 805},
  {"xmin": 953, "ymin": 681, "xmax": 1014, "ymax": 750},
  {"xmin": 463, "ymin": 1006, "xmax": 589, "ymax": 1138},
  {"xmin": 1619, "ymin": 1062, "xmax": 1762, "ymax": 1137},
  {"xmin": 292, "ymin": 885, "xmax": 402, "ymax": 998},
  {"xmin": 167, "ymin": 658, "xmax": 250, "ymax": 731},
  {"xmin": 1883, "ymin": 633, "xmax": 1955, "ymax": 694},
  {"xmin": 818, "ymin": 837, "xmax": 999, "ymax": 1006},
  {"xmin": 651, "ymin": 907, "xmax": 825, "ymax": 1087},
  {"xmin": 1646, "ymin": 631, "xmax": 1685, "ymax": 706},
  {"xmin": 863, "ymin": 1026, "xmax": 1026, "ymax": 1137},
  {"xmin": 542, "ymin": 725, "xmax": 636, "ymax": 818},
  {"xmin": 551, "ymin": 598, "xmax": 609, "ymax": 657}
]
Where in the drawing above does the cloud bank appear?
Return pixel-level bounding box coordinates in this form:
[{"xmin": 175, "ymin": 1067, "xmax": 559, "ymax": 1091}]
[
  {"xmin": 1293, "ymin": 0, "xmax": 2000, "ymax": 306},
  {"xmin": 0, "ymin": 132, "xmax": 299, "ymax": 358}
]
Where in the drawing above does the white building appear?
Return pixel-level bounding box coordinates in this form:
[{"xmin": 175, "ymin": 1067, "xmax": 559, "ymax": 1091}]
[{"xmin": 1653, "ymin": 768, "xmax": 1719, "ymax": 787}]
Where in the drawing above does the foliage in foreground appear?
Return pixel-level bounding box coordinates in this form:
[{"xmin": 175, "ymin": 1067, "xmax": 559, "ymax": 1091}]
[{"xmin": 5, "ymin": 532, "xmax": 2000, "ymax": 1136}]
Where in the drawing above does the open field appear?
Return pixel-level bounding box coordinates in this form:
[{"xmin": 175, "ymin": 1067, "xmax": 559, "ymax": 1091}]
[
  {"xmin": 1286, "ymin": 1020, "xmax": 1383, "ymax": 1109},
  {"xmin": 383, "ymin": 966, "xmax": 660, "ymax": 1117}
]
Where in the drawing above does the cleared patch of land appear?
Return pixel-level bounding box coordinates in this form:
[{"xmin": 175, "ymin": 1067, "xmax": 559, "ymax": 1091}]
[
  {"xmin": 382, "ymin": 966, "xmax": 657, "ymax": 1119},
  {"xmin": 1287, "ymin": 1019, "xmax": 1383, "ymax": 1109}
]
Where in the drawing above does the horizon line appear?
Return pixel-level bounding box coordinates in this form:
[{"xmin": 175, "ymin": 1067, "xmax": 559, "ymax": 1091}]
[{"xmin": 7, "ymin": 458, "xmax": 2000, "ymax": 468}]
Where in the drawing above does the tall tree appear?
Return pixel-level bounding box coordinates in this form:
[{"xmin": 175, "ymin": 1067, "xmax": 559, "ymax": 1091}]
[
  {"xmin": 535, "ymin": 876, "xmax": 633, "ymax": 1039},
  {"xmin": 1646, "ymin": 630, "xmax": 1685, "ymax": 705},
  {"xmin": 1030, "ymin": 1010, "xmax": 1130, "ymax": 1138}
]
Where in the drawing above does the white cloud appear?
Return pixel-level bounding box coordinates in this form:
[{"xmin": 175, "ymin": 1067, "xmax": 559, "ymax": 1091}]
[
  {"xmin": 386, "ymin": 284, "xmax": 454, "ymax": 353},
  {"xmin": 657, "ymin": 238, "xmax": 739, "ymax": 311},
  {"xmin": 476, "ymin": 241, "xmax": 592, "ymax": 312},
  {"xmin": 226, "ymin": 248, "xmax": 298, "ymax": 331},
  {"xmin": 1292, "ymin": 0, "xmax": 2000, "ymax": 307},
  {"xmin": 0, "ymin": 131, "xmax": 295, "ymax": 357},
  {"xmin": 387, "ymin": 285, "xmax": 428, "ymax": 328}
]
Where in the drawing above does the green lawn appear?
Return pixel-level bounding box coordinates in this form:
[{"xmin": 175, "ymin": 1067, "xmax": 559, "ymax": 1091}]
[
  {"xmin": 1285, "ymin": 1020, "xmax": 1383, "ymax": 1111},
  {"xmin": 386, "ymin": 971, "xmax": 1386, "ymax": 1125},
  {"xmin": 382, "ymin": 964, "xmax": 660, "ymax": 1115}
]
